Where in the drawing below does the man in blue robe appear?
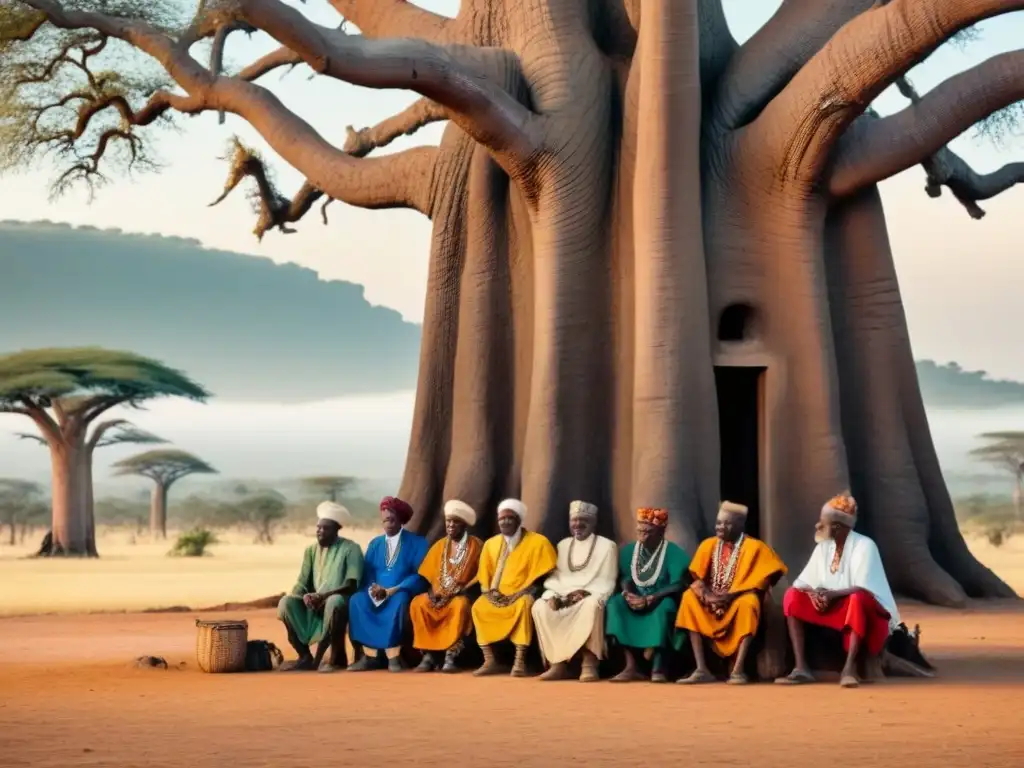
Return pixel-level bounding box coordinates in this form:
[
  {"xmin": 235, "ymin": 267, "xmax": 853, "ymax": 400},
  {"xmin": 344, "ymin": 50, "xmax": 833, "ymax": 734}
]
[{"xmin": 347, "ymin": 496, "xmax": 429, "ymax": 671}]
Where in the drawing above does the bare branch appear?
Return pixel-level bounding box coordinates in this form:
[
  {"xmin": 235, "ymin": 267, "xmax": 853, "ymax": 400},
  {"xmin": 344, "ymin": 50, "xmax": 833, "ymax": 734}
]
[
  {"xmin": 235, "ymin": 45, "xmax": 303, "ymax": 81},
  {"xmin": 829, "ymin": 54, "xmax": 1024, "ymax": 200},
  {"xmin": 328, "ymin": 0, "xmax": 457, "ymax": 43},
  {"xmin": 13, "ymin": 432, "xmax": 47, "ymax": 445},
  {"xmin": 233, "ymin": 0, "xmax": 541, "ymax": 165},
  {"xmin": 714, "ymin": 0, "xmax": 874, "ymax": 129},
  {"xmin": 343, "ymin": 97, "xmax": 448, "ymax": 157},
  {"xmin": 749, "ymin": 0, "xmax": 1024, "ymax": 186},
  {"xmin": 16, "ymin": 0, "xmax": 450, "ymax": 218},
  {"xmin": 210, "ymin": 137, "xmax": 439, "ymax": 237}
]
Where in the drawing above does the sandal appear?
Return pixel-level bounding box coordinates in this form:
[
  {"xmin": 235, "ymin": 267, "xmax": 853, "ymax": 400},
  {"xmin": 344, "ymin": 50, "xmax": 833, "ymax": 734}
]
[
  {"xmin": 775, "ymin": 669, "xmax": 815, "ymax": 685},
  {"xmin": 677, "ymin": 669, "xmax": 716, "ymax": 685}
]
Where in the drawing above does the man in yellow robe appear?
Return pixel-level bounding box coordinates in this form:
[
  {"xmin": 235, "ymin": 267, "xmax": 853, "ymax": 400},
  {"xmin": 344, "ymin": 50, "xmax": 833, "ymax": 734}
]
[
  {"xmin": 675, "ymin": 501, "xmax": 787, "ymax": 684},
  {"xmin": 409, "ymin": 499, "xmax": 483, "ymax": 672},
  {"xmin": 471, "ymin": 498, "xmax": 558, "ymax": 677}
]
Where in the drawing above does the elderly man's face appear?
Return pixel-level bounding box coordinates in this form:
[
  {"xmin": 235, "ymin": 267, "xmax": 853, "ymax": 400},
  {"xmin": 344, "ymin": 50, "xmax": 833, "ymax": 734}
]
[
  {"xmin": 715, "ymin": 511, "xmax": 744, "ymax": 542},
  {"xmin": 636, "ymin": 521, "xmax": 663, "ymax": 549},
  {"xmin": 569, "ymin": 514, "xmax": 595, "ymax": 540},
  {"xmin": 381, "ymin": 508, "xmax": 402, "ymax": 536},
  {"xmin": 445, "ymin": 517, "xmax": 467, "ymax": 539},
  {"xmin": 497, "ymin": 509, "xmax": 521, "ymax": 536},
  {"xmin": 814, "ymin": 519, "xmax": 844, "ymax": 543},
  {"xmin": 316, "ymin": 519, "xmax": 340, "ymax": 546}
]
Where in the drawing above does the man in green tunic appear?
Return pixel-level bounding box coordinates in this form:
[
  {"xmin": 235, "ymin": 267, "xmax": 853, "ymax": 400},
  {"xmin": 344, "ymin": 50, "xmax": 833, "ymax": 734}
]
[
  {"xmin": 605, "ymin": 507, "xmax": 689, "ymax": 682},
  {"xmin": 278, "ymin": 501, "xmax": 364, "ymax": 672}
]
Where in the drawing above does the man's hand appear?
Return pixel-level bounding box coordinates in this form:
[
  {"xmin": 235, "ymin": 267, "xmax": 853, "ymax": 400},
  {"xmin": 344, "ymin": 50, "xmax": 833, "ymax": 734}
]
[
  {"xmin": 302, "ymin": 593, "xmax": 318, "ymax": 609},
  {"xmin": 567, "ymin": 590, "xmax": 590, "ymax": 605},
  {"xmin": 548, "ymin": 596, "xmax": 564, "ymax": 611},
  {"xmin": 810, "ymin": 589, "xmax": 832, "ymax": 613},
  {"xmin": 369, "ymin": 584, "xmax": 387, "ymax": 602}
]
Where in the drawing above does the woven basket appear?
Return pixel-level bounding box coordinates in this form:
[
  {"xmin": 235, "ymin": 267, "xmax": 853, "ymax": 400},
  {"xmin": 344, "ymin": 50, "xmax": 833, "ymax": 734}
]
[{"xmin": 195, "ymin": 619, "xmax": 248, "ymax": 673}]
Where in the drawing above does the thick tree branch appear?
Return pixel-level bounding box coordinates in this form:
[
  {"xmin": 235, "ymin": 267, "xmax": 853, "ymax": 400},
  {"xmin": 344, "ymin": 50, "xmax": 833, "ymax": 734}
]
[
  {"xmin": 20, "ymin": 0, "xmax": 445, "ymax": 219},
  {"xmin": 86, "ymin": 418, "xmax": 128, "ymax": 450},
  {"xmin": 749, "ymin": 0, "xmax": 1024, "ymax": 185},
  {"xmin": 328, "ymin": 0, "xmax": 457, "ymax": 43},
  {"xmin": 233, "ymin": 0, "xmax": 541, "ymax": 165},
  {"xmin": 343, "ymin": 97, "xmax": 448, "ymax": 157},
  {"xmin": 16, "ymin": 398, "xmax": 61, "ymax": 444},
  {"xmin": 714, "ymin": 0, "xmax": 874, "ymax": 129},
  {"xmin": 829, "ymin": 55, "xmax": 1024, "ymax": 203},
  {"xmin": 235, "ymin": 46, "xmax": 303, "ymax": 81}
]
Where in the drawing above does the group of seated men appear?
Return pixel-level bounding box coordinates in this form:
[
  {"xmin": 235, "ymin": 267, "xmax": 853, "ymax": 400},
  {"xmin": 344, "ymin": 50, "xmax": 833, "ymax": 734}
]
[{"xmin": 277, "ymin": 491, "xmax": 900, "ymax": 687}]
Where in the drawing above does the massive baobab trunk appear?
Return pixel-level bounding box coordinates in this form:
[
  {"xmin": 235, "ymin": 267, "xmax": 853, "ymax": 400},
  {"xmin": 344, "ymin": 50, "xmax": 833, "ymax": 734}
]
[
  {"xmin": 11, "ymin": 0, "xmax": 1024, "ymax": 602},
  {"xmin": 47, "ymin": 441, "xmax": 90, "ymax": 555},
  {"xmin": 150, "ymin": 483, "xmax": 169, "ymax": 540}
]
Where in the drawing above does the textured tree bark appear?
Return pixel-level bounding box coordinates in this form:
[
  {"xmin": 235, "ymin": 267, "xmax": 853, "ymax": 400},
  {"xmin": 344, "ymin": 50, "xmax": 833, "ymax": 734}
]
[
  {"xmin": 47, "ymin": 442, "xmax": 89, "ymax": 555},
  {"xmin": 150, "ymin": 483, "xmax": 169, "ymax": 540}
]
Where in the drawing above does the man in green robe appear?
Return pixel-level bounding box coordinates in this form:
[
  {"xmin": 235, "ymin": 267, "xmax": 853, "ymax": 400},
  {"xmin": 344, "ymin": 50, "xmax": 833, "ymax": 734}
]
[
  {"xmin": 605, "ymin": 507, "xmax": 689, "ymax": 682},
  {"xmin": 277, "ymin": 501, "xmax": 364, "ymax": 672}
]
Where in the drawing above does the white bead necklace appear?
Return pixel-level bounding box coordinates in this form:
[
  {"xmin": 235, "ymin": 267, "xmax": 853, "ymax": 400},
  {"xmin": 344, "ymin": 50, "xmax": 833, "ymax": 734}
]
[{"xmin": 630, "ymin": 538, "xmax": 668, "ymax": 588}]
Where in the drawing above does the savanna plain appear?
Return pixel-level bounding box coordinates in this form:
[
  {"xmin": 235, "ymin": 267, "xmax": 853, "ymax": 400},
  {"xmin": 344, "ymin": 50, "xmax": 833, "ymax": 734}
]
[{"xmin": 1, "ymin": 531, "xmax": 1022, "ymax": 768}]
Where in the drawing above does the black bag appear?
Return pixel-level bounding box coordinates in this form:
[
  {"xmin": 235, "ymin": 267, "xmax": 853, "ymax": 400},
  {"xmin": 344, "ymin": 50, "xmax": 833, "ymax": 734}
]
[
  {"xmin": 886, "ymin": 623, "xmax": 934, "ymax": 672},
  {"xmin": 245, "ymin": 640, "xmax": 284, "ymax": 672}
]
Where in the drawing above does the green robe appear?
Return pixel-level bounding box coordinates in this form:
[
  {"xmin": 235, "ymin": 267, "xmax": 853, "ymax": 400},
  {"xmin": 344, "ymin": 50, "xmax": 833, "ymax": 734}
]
[
  {"xmin": 277, "ymin": 538, "xmax": 364, "ymax": 646},
  {"xmin": 605, "ymin": 540, "xmax": 689, "ymax": 651}
]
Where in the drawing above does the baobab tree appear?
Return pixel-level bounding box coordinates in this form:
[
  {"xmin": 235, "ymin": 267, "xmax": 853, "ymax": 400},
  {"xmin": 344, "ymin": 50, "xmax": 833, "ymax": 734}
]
[
  {"xmin": 112, "ymin": 448, "xmax": 217, "ymax": 538},
  {"xmin": 301, "ymin": 475, "xmax": 357, "ymax": 503},
  {"xmin": 16, "ymin": 421, "xmax": 167, "ymax": 555},
  {"xmin": 0, "ymin": 348, "xmax": 210, "ymax": 555},
  {"xmin": 1, "ymin": 0, "xmax": 1022, "ymax": 604},
  {"xmin": 971, "ymin": 432, "xmax": 1024, "ymax": 519}
]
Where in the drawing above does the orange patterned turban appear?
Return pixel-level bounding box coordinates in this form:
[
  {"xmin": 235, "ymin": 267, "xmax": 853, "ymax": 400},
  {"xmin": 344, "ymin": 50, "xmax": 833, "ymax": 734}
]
[
  {"xmin": 821, "ymin": 492, "xmax": 857, "ymax": 527},
  {"xmin": 636, "ymin": 507, "xmax": 669, "ymax": 527}
]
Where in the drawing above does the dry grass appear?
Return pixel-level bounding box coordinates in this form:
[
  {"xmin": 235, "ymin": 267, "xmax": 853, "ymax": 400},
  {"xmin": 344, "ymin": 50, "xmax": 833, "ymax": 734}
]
[{"xmin": 0, "ymin": 528, "xmax": 1019, "ymax": 616}]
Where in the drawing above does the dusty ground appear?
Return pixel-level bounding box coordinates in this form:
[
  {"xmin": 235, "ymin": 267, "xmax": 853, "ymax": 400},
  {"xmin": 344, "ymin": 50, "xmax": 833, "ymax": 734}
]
[{"xmin": 2, "ymin": 603, "xmax": 1024, "ymax": 768}]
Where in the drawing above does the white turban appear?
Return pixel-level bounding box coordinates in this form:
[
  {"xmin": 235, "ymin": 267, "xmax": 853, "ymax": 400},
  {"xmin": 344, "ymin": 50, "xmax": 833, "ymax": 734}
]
[
  {"xmin": 316, "ymin": 501, "xmax": 351, "ymax": 526},
  {"xmin": 444, "ymin": 499, "xmax": 477, "ymax": 526},
  {"xmin": 569, "ymin": 500, "xmax": 598, "ymax": 520},
  {"xmin": 497, "ymin": 498, "xmax": 527, "ymax": 521},
  {"xmin": 718, "ymin": 501, "xmax": 749, "ymax": 517}
]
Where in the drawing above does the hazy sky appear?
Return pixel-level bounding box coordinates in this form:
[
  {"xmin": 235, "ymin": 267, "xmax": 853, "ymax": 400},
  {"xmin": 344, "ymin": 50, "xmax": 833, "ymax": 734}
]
[{"xmin": 3, "ymin": 1, "xmax": 1024, "ymax": 378}]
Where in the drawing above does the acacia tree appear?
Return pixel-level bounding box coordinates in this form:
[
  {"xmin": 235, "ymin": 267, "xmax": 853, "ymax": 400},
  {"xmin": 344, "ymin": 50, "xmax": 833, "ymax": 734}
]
[
  {"xmin": 17, "ymin": 421, "xmax": 167, "ymax": 554},
  {"xmin": 971, "ymin": 432, "xmax": 1024, "ymax": 519},
  {"xmin": 236, "ymin": 490, "xmax": 287, "ymax": 544},
  {"xmin": 0, "ymin": 348, "xmax": 209, "ymax": 555},
  {"xmin": 0, "ymin": 478, "xmax": 47, "ymax": 546},
  {"xmin": 301, "ymin": 475, "xmax": 357, "ymax": 503},
  {"xmin": 2, "ymin": 0, "xmax": 1023, "ymax": 604},
  {"xmin": 112, "ymin": 448, "xmax": 217, "ymax": 538}
]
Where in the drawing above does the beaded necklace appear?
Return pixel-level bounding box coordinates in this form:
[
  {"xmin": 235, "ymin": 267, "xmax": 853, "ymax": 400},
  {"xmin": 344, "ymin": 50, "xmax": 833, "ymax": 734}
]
[
  {"xmin": 630, "ymin": 538, "xmax": 667, "ymax": 588},
  {"xmin": 384, "ymin": 530, "xmax": 402, "ymax": 570},
  {"xmin": 567, "ymin": 534, "xmax": 598, "ymax": 573},
  {"xmin": 710, "ymin": 534, "xmax": 745, "ymax": 593},
  {"xmin": 830, "ymin": 542, "xmax": 843, "ymax": 575},
  {"xmin": 439, "ymin": 534, "xmax": 470, "ymax": 593}
]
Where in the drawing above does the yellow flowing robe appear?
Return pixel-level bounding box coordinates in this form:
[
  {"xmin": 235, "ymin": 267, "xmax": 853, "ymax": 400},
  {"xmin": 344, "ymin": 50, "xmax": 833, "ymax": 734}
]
[
  {"xmin": 471, "ymin": 530, "xmax": 558, "ymax": 646},
  {"xmin": 675, "ymin": 536, "xmax": 787, "ymax": 657},
  {"xmin": 409, "ymin": 535, "xmax": 483, "ymax": 651}
]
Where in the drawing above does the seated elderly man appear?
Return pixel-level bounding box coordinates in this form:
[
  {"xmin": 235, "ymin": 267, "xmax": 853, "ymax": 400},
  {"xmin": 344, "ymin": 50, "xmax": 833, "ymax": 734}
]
[
  {"xmin": 348, "ymin": 496, "xmax": 429, "ymax": 672},
  {"xmin": 675, "ymin": 501, "xmax": 787, "ymax": 685},
  {"xmin": 471, "ymin": 498, "xmax": 558, "ymax": 677},
  {"xmin": 277, "ymin": 501, "xmax": 364, "ymax": 672},
  {"xmin": 532, "ymin": 500, "xmax": 618, "ymax": 683},
  {"xmin": 605, "ymin": 508, "xmax": 690, "ymax": 683},
  {"xmin": 776, "ymin": 492, "xmax": 901, "ymax": 689},
  {"xmin": 410, "ymin": 499, "xmax": 483, "ymax": 673}
]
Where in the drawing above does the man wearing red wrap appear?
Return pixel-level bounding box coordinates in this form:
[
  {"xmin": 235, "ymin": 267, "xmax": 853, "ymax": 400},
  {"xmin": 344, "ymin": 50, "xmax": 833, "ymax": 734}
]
[{"xmin": 776, "ymin": 493, "xmax": 900, "ymax": 689}]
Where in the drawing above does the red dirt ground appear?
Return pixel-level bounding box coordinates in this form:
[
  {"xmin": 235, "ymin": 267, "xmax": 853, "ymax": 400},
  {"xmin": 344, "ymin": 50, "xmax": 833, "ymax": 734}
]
[{"xmin": 2, "ymin": 602, "xmax": 1023, "ymax": 767}]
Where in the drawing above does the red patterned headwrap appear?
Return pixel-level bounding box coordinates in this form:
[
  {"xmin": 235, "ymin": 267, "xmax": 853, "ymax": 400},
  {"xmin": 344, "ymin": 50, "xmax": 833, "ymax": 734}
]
[
  {"xmin": 380, "ymin": 496, "xmax": 414, "ymax": 525},
  {"xmin": 636, "ymin": 507, "xmax": 669, "ymax": 527}
]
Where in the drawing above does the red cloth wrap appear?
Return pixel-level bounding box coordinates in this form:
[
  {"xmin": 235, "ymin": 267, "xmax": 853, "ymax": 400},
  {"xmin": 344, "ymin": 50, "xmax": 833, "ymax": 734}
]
[
  {"xmin": 783, "ymin": 587, "xmax": 891, "ymax": 656},
  {"xmin": 380, "ymin": 496, "xmax": 414, "ymax": 525}
]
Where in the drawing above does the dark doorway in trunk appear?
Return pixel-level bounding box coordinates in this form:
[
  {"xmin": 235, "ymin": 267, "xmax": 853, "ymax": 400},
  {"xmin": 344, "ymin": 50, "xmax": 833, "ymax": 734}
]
[{"xmin": 715, "ymin": 366, "xmax": 765, "ymax": 540}]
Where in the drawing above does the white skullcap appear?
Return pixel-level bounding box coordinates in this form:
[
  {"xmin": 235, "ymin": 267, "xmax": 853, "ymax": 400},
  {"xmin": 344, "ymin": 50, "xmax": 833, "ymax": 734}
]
[
  {"xmin": 718, "ymin": 501, "xmax": 749, "ymax": 517},
  {"xmin": 569, "ymin": 500, "xmax": 598, "ymax": 519},
  {"xmin": 444, "ymin": 499, "xmax": 477, "ymax": 526},
  {"xmin": 497, "ymin": 498, "xmax": 527, "ymax": 521},
  {"xmin": 316, "ymin": 501, "xmax": 351, "ymax": 526}
]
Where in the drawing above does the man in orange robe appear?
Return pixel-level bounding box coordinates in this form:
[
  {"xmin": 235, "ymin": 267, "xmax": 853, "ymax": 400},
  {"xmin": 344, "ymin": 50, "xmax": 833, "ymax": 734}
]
[
  {"xmin": 675, "ymin": 501, "xmax": 787, "ymax": 684},
  {"xmin": 409, "ymin": 499, "xmax": 483, "ymax": 672}
]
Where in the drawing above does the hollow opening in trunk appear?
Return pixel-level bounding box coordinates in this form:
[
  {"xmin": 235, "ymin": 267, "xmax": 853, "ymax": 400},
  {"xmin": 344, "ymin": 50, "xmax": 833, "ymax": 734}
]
[
  {"xmin": 717, "ymin": 303, "xmax": 757, "ymax": 342},
  {"xmin": 715, "ymin": 366, "xmax": 766, "ymax": 540}
]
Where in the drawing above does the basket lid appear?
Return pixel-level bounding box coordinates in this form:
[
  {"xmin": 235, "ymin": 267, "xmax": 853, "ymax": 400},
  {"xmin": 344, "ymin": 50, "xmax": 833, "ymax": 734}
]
[{"xmin": 195, "ymin": 619, "xmax": 248, "ymax": 629}]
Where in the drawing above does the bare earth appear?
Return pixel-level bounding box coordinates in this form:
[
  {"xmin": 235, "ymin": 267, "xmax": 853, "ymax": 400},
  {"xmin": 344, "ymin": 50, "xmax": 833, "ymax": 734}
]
[
  {"xmin": 1, "ymin": 533, "xmax": 1023, "ymax": 767},
  {"xmin": 0, "ymin": 603, "xmax": 1022, "ymax": 767}
]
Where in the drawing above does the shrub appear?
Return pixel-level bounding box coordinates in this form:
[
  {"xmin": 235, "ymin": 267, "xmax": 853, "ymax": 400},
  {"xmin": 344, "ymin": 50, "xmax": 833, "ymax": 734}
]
[{"xmin": 169, "ymin": 528, "xmax": 218, "ymax": 557}]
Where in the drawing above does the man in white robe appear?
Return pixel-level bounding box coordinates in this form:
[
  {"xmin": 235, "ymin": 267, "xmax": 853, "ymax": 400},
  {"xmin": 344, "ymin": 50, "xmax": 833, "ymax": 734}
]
[
  {"xmin": 776, "ymin": 492, "xmax": 901, "ymax": 688},
  {"xmin": 531, "ymin": 500, "xmax": 618, "ymax": 682}
]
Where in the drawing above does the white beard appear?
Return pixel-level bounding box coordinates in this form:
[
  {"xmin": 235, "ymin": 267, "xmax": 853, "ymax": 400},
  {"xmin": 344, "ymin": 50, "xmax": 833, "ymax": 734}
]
[{"xmin": 814, "ymin": 530, "xmax": 832, "ymax": 544}]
